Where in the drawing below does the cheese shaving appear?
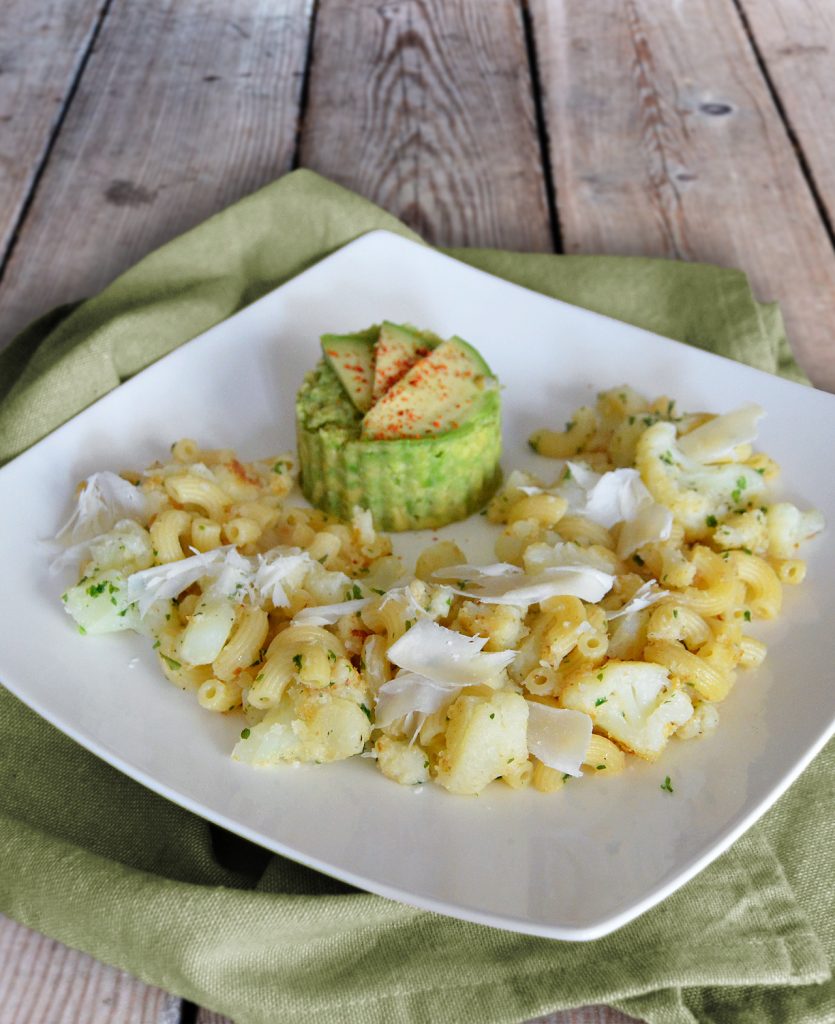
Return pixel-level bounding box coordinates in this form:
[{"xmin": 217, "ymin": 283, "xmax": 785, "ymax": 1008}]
[
  {"xmin": 56, "ymin": 471, "xmax": 149, "ymax": 543},
  {"xmin": 433, "ymin": 562, "xmax": 614, "ymax": 606},
  {"xmin": 293, "ymin": 598, "xmax": 371, "ymax": 626},
  {"xmin": 606, "ymin": 580, "xmax": 669, "ymax": 620},
  {"xmin": 677, "ymin": 403, "xmax": 764, "ymax": 462},
  {"xmin": 374, "ymin": 671, "xmax": 464, "ymax": 732},
  {"xmin": 616, "ymin": 502, "xmax": 673, "ymax": 558},
  {"xmin": 386, "ymin": 619, "xmax": 515, "ymax": 684},
  {"xmin": 126, "ymin": 546, "xmax": 251, "ymax": 615},
  {"xmin": 253, "ymin": 548, "xmax": 312, "ymax": 607},
  {"xmin": 526, "ymin": 703, "xmax": 592, "ymax": 777}
]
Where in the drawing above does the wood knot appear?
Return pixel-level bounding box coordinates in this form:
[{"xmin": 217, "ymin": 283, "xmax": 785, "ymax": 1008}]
[
  {"xmin": 699, "ymin": 102, "xmax": 733, "ymax": 116},
  {"xmin": 104, "ymin": 180, "xmax": 157, "ymax": 207}
]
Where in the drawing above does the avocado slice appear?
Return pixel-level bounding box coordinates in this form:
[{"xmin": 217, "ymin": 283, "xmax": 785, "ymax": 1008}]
[
  {"xmin": 320, "ymin": 327, "xmax": 378, "ymax": 413},
  {"xmin": 372, "ymin": 322, "xmax": 435, "ymax": 402},
  {"xmin": 361, "ymin": 337, "xmax": 496, "ymax": 441}
]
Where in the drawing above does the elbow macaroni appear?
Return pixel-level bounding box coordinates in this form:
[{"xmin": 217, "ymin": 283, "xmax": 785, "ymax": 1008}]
[{"xmin": 57, "ymin": 382, "xmax": 824, "ymax": 796}]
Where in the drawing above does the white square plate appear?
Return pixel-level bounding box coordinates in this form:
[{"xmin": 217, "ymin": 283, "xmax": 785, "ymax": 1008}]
[{"xmin": 1, "ymin": 230, "xmax": 833, "ymax": 940}]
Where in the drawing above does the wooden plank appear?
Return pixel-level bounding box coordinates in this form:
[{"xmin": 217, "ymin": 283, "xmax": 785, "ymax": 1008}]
[
  {"xmin": 0, "ymin": 0, "xmax": 312, "ymax": 348},
  {"xmin": 0, "ymin": 913, "xmax": 180, "ymax": 1024},
  {"xmin": 299, "ymin": 0, "xmax": 552, "ymax": 251},
  {"xmin": 529, "ymin": 0, "xmax": 835, "ymax": 391},
  {"xmin": 0, "ymin": 0, "xmax": 108, "ymax": 264},
  {"xmin": 736, "ymin": 1, "xmax": 835, "ymax": 222}
]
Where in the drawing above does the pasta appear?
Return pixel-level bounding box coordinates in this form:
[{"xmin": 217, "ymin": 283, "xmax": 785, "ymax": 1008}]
[{"xmin": 54, "ymin": 384, "xmax": 824, "ymax": 798}]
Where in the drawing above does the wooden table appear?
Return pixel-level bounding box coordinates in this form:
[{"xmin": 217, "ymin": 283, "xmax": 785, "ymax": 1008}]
[{"xmin": 1, "ymin": 1, "xmax": 834, "ymax": 1022}]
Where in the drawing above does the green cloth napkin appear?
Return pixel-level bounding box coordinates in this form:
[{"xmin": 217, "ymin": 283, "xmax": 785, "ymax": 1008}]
[{"xmin": 0, "ymin": 170, "xmax": 830, "ymax": 1024}]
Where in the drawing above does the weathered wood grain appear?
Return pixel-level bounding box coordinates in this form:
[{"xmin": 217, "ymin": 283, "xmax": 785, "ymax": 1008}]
[
  {"xmin": 737, "ymin": 0, "xmax": 835, "ymax": 223},
  {"xmin": 529, "ymin": 0, "xmax": 835, "ymax": 390},
  {"xmin": 0, "ymin": 913, "xmax": 180, "ymax": 1024},
  {"xmin": 0, "ymin": 0, "xmax": 108, "ymax": 264},
  {"xmin": 0, "ymin": 0, "xmax": 312, "ymax": 348},
  {"xmin": 299, "ymin": 0, "xmax": 552, "ymax": 251}
]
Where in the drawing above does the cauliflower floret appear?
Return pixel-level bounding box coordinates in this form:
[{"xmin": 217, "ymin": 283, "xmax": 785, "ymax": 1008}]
[
  {"xmin": 766, "ymin": 503, "xmax": 825, "ymax": 559},
  {"xmin": 636, "ymin": 422, "xmax": 766, "ymax": 541},
  {"xmin": 85, "ymin": 518, "xmax": 155, "ymax": 575},
  {"xmin": 435, "ymin": 690, "xmax": 529, "ymax": 795},
  {"xmin": 374, "ymin": 735, "xmax": 430, "ymax": 786},
  {"xmin": 560, "ymin": 660, "xmax": 693, "ymax": 761},
  {"xmin": 712, "ymin": 509, "xmax": 768, "ymax": 554},
  {"xmin": 676, "ymin": 702, "xmax": 719, "ymax": 740},
  {"xmin": 62, "ymin": 568, "xmax": 140, "ymax": 634},
  {"xmin": 455, "ymin": 601, "xmax": 528, "ymax": 652},
  {"xmin": 233, "ymin": 683, "xmax": 371, "ymax": 766}
]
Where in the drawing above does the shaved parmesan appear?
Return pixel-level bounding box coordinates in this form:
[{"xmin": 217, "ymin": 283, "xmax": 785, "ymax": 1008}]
[
  {"xmin": 253, "ymin": 548, "xmax": 312, "ymax": 607},
  {"xmin": 579, "ymin": 468, "xmax": 653, "ymax": 529},
  {"xmin": 677, "ymin": 404, "xmax": 764, "ymax": 462},
  {"xmin": 293, "ymin": 597, "xmax": 371, "ymax": 626},
  {"xmin": 126, "ymin": 546, "xmax": 245, "ymax": 615},
  {"xmin": 526, "ymin": 703, "xmax": 592, "ymax": 777},
  {"xmin": 56, "ymin": 471, "xmax": 149, "ymax": 543},
  {"xmin": 607, "ymin": 581, "xmax": 668, "ymax": 620},
  {"xmin": 434, "ymin": 562, "xmax": 613, "ymax": 606},
  {"xmin": 387, "ymin": 619, "xmax": 515, "ymax": 684},
  {"xmin": 617, "ymin": 502, "xmax": 673, "ymax": 558},
  {"xmin": 374, "ymin": 671, "xmax": 464, "ymax": 731}
]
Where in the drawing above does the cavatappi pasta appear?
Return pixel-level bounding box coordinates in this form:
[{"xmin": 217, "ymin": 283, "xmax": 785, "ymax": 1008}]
[{"xmin": 55, "ymin": 389, "xmax": 824, "ymax": 797}]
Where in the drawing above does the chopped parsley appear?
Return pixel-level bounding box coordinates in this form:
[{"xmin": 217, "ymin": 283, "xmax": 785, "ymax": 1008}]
[
  {"xmin": 292, "ymin": 653, "xmax": 303, "ymax": 670},
  {"xmin": 563, "ymin": 466, "xmax": 572, "ymax": 481},
  {"xmin": 240, "ymin": 728, "xmax": 251, "ymax": 740},
  {"xmin": 596, "ymin": 764, "xmax": 607, "ymax": 770},
  {"xmin": 161, "ymin": 655, "xmax": 181, "ymax": 671},
  {"xmin": 659, "ymin": 451, "xmax": 674, "ymax": 466},
  {"xmin": 743, "ymin": 609, "xmax": 751, "ymax": 622},
  {"xmin": 528, "ymin": 437, "xmax": 540, "ymax": 454},
  {"xmin": 594, "ymin": 696, "xmax": 607, "ymax": 706},
  {"xmin": 706, "ymin": 515, "xmax": 718, "ymax": 528},
  {"xmin": 351, "ymin": 583, "xmax": 363, "ymax": 600},
  {"xmin": 327, "ymin": 649, "xmax": 337, "ymax": 663},
  {"xmin": 360, "ymin": 703, "xmax": 373, "ymax": 722},
  {"xmin": 78, "ymin": 625, "xmax": 87, "ymax": 636},
  {"xmin": 152, "ymin": 639, "xmax": 161, "ymax": 649},
  {"xmin": 660, "ymin": 775, "xmax": 674, "ymax": 793},
  {"xmin": 273, "ymin": 461, "xmax": 291, "ymax": 474},
  {"xmin": 371, "ymin": 588, "xmax": 385, "ymax": 596},
  {"xmin": 86, "ymin": 581, "xmax": 107, "ymax": 598},
  {"xmin": 633, "ymin": 553, "xmax": 645, "ymax": 567},
  {"xmin": 596, "ymin": 672, "xmax": 604, "ymax": 681},
  {"xmin": 565, "ymin": 420, "xmax": 575, "ymax": 432},
  {"xmin": 672, "ymin": 609, "xmax": 679, "ymax": 619}
]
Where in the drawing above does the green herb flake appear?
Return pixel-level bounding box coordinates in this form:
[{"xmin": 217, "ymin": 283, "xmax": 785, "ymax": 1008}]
[
  {"xmin": 743, "ymin": 609, "xmax": 752, "ymax": 622},
  {"xmin": 507, "ymin": 758, "xmax": 514, "ymax": 764},
  {"xmin": 152, "ymin": 639, "xmax": 161, "ymax": 649},
  {"xmin": 562, "ymin": 773, "xmax": 571, "ymax": 782},
  {"xmin": 371, "ymin": 588, "xmax": 385, "ymax": 596},
  {"xmin": 78, "ymin": 626, "xmax": 87, "ymax": 636},
  {"xmin": 642, "ymin": 416, "xmax": 654, "ymax": 427},
  {"xmin": 742, "ymin": 546, "xmax": 753, "ymax": 555},
  {"xmin": 672, "ymin": 609, "xmax": 679, "ymax": 619},
  {"xmin": 292, "ymin": 653, "xmax": 303, "ymax": 671},
  {"xmin": 563, "ymin": 466, "xmax": 572, "ymax": 480},
  {"xmin": 660, "ymin": 775, "xmax": 674, "ymax": 794},
  {"xmin": 633, "ymin": 553, "xmax": 645, "ymax": 567},
  {"xmin": 565, "ymin": 420, "xmax": 575, "ymax": 432},
  {"xmin": 706, "ymin": 515, "xmax": 718, "ymax": 528},
  {"xmin": 489, "ymin": 713, "xmax": 495, "ymax": 720},
  {"xmin": 424, "ymin": 759, "xmax": 430, "ymax": 769},
  {"xmin": 351, "ymin": 584, "xmax": 363, "ymax": 600},
  {"xmin": 596, "ymin": 764, "xmax": 607, "ymax": 770},
  {"xmin": 756, "ymin": 467, "xmax": 766, "ymax": 475},
  {"xmin": 255, "ymin": 672, "xmax": 264, "ymax": 682},
  {"xmin": 628, "ymin": 415, "xmax": 635, "ymax": 425},
  {"xmin": 528, "ymin": 437, "xmax": 540, "ymax": 454},
  {"xmin": 240, "ymin": 728, "xmax": 251, "ymax": 740},
  {"xmin": 596, "ymin": 672, "xmax": 604, "ymax": 682},
  {"xmin": 360, "ymin": 703, "xmax": 373, "ymax": 722},
  {"xmin": 594, "ymin": 696, "xmax": 607, "ymax": 706},
  {"xmin": 327, "ymin": 649, "xmax": 337, "ymax": 663},
  {"xmin": 162, "ymin": 655, "xmax": 181, "ymax": 671},
  {"xmin": 659, "ymin": 451, "xmax": 674, "ymax": 466},
  {"xmin": 86, "ymin": 581, "xmax": 107, "ymax": 598}
]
